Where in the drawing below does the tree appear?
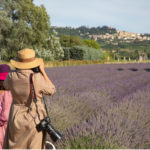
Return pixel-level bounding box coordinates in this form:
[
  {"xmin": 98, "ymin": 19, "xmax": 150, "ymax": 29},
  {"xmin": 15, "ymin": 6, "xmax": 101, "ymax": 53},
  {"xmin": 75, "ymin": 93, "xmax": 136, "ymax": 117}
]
[
  {"xmin": 35, "ymin": 48, "xmax": 54, "ymax": 61},
  {"xmin": 60, "ymin": 34, "xmax": 84, "ymax": 47},
  {"xmin": 0, "ymin": 0, "xmax": 50, "ymax": 59},
  {"xmin": 0, "ymin": 0, "xmax": 13, "ymax": 60},
  {"xmin": 46, "ymin": 30, "xmax": 64, "ymax": 60},
  {"xmin": 83, "ymin": 39, "xmax": 100, "ymax": 49}
]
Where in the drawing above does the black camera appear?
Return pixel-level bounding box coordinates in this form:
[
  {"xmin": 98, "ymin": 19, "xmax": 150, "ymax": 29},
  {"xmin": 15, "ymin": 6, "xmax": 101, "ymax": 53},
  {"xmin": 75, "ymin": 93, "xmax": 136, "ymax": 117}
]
[{"xmin": 36, "ymin": 117, "xmax": 62, "ymax": 142}]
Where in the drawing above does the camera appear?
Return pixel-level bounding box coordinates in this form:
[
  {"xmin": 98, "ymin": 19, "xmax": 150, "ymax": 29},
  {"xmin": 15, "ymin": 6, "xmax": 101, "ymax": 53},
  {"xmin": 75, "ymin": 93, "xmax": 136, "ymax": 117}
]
[{"xmin": 36, "ymin": 117, "xmax": 62, "ymax": 142}]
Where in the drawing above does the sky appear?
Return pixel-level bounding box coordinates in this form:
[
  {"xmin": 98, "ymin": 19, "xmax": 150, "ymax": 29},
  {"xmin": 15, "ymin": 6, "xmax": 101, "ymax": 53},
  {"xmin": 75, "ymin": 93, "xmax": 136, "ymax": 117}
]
[{"xmin": 34, "ymin": 0, "xmax": 150, "ymax": 34}]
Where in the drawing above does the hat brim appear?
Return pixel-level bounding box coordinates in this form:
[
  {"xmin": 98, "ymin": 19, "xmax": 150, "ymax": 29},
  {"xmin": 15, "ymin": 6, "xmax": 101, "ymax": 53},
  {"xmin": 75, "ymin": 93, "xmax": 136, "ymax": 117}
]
[{"xmin": 10, "ymin": 58, "xmax": 43, "ymax": 69}]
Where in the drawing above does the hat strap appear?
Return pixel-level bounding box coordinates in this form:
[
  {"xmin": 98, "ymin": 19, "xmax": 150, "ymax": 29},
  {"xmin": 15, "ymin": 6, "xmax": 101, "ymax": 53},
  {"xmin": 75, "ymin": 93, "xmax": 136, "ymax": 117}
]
[{"xmin": 19, "ymin": 57, "xmax": 35, "ymax": 62}]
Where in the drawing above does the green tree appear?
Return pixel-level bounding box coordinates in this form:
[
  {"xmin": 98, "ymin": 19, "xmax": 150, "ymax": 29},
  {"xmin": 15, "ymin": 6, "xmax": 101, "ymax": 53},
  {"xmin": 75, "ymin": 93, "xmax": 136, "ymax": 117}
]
[
  {"xmin": 47, "ymin": 30, "xmax": 64, "ymax": 60},
  {"xmin": 83, "ymin": 39, "xmax": 100, "ymax": 49},
  {"xmin": 35, "ymin": 48, "xmax": 54, "ymax": 61},
  {"xmin": 35, "ymin": 30, "xmax": 64, "ymax": 61},
  {"xmin": 60, "ymin": 34, "xmax": 84, "ymax": 47},
  {"xmin": 0, "ymin": 0, "xmax": 50, "ymax": 59},
  {"xmin": 0, "ymin": 0, "xmax": 13, "ymax": 60}
]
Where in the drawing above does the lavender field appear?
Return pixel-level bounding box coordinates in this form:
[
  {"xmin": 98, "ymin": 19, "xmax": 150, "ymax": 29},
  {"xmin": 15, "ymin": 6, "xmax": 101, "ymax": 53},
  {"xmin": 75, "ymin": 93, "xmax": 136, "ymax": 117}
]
[{"xmin": 45, "ymin": 63, "xmax": 150, "ymax": 149}]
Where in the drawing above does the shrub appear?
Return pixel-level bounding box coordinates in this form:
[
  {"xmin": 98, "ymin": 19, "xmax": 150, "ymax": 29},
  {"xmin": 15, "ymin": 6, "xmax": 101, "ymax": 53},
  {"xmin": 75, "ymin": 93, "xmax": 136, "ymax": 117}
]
[
  {"xmin": 70, "ymin": 46, "xmax": 104, "ymax": 60},
  {"xmin": 62, "ymin": 47, "xmax": 71, "ymax": 60}
]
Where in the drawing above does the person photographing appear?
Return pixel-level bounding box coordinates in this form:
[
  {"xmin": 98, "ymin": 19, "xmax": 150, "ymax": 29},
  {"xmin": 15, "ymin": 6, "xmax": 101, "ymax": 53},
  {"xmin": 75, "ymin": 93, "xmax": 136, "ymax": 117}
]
[{"xmin": 3, "ymin": 48, "xmax": 56, "ymax": 149}]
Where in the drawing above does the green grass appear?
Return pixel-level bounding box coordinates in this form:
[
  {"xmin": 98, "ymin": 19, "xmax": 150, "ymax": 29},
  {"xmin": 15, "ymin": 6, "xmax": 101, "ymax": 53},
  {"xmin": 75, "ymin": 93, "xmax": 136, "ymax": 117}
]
[
  {"xmin": 35, "ymin": 59, "xmax": 150, "ymax": 67},
  {"xmin": 1, "ymin": 59, "xmax": 150, "ymax": 68},
  {"xmin": 44, "ymin": 60, "xmax": 105, "ymax": 67}
]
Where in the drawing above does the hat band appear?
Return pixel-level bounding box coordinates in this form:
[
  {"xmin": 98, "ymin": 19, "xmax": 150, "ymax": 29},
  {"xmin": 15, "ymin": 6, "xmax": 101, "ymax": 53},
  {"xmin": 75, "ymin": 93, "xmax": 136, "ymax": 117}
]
[{"xmin": 19, "ymin": 57, "xmax": 35, "ymax": 63}]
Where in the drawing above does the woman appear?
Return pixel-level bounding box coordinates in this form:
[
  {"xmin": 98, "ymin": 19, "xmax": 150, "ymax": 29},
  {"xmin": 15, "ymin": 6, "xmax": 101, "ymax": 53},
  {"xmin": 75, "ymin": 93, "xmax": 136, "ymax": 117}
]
[
  {"xmin": 0, "ymin": 64, "xmax": 12, "ymax": 149},
  {"xmin": 3, "ymin": 48, "xmax": 56, "ymax": 149}
]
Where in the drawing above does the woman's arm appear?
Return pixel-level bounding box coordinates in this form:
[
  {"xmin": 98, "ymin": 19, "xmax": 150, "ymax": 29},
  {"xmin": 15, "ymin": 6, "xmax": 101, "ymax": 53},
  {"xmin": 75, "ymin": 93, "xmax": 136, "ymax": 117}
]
[
  {"xmin": 39, "ymin": 61, "xmax": 54, "ymax": 85},
  {"xmin": 0, "ymin": 101, "xmax": 3, "ymax": 126},
  {"xmin": 39, "ymin": 61, "xmax": 56, "ymax": 95},
  {"xmin": 0, "ymin": 92, "xmax": 12, "ymax": 126}
]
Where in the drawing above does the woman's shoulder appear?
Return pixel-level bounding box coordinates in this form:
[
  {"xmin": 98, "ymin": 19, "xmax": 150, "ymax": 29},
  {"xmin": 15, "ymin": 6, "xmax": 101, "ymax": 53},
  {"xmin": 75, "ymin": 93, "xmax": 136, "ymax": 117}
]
[
  {"xmin": 8, "ymin": 69, "xmax": 33, "ymax": 78},
  {"xmin": 33, "ymin": 72, "xmax": 44, "ymax": 80},
  {"xmin": 32, "ymin": 73, "xmax": 47, "ymax": 88},
  {"xmin": 6, "ymin": 70, "xmax": 19, "ymax": 81},
  {"xmin": 7, "ymin": 70, "xmax": 17, "ymax": 77}
]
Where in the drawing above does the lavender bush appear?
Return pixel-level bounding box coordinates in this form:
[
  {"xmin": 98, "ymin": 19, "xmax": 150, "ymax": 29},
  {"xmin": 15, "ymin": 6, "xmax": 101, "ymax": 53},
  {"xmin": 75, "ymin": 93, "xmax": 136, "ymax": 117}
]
[{"xmin": 44, "ymin": 63, "xmax": 150, "ymax": 148}]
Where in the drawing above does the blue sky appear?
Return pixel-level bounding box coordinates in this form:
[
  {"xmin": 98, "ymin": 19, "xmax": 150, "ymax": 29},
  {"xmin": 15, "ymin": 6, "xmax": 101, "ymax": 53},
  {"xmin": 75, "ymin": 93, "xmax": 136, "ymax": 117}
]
[{"xmin": 34, "ymin": 0, "xmax": 150, "ymax": 34}]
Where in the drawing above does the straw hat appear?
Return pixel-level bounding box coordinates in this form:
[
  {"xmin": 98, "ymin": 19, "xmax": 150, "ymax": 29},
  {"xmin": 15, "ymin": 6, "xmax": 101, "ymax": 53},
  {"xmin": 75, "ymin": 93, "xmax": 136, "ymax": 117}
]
[{"xmin": 10, "ymin": 48, "xmax": 43, "ymax": 69}]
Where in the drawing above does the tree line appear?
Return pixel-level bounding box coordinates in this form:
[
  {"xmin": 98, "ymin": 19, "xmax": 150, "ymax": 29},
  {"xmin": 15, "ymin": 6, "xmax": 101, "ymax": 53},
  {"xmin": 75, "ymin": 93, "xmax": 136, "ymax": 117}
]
[
  {"xmin": 51, "ymin": 26, "xmax": 117, "ymax": 38},
  {"xmin": 98, "ymin": 39, "xmax": 150, "ymax": 60},
  {"xmin": 0, "ymin": 0, "xmax": 104, "ymax": 62}
]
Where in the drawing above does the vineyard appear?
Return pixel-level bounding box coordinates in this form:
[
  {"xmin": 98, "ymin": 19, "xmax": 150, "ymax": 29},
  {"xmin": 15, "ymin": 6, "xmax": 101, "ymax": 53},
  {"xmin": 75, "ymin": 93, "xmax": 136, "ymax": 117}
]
[{"xmin": 45, "ymin": 63, "xmax": 150, "ymax": 148}]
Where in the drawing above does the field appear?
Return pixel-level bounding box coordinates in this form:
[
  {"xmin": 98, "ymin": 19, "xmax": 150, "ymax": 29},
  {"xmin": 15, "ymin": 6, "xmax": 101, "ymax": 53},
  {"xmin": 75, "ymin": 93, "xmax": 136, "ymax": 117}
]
[{"xmin": 44, "ymin": 63, "xmax": 150, "ymax": 149}]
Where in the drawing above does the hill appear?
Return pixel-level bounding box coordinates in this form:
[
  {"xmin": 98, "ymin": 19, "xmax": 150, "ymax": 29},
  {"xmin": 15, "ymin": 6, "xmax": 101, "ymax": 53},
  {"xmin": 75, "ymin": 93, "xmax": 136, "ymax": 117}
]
[
  {"xmin": 51, "ymin": 25, "xmax": 117, "ymax": 38},
  {"xmin": 51, "ymin": 26, "xmax": 150, "ymax": 60}
]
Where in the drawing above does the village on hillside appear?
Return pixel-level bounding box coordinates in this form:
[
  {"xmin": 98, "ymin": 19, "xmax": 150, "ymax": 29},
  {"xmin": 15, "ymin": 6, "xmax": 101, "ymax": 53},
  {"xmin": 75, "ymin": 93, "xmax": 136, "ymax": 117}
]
[{"xmin": 89, "ymin": 30, "xmax": 150, "ymax": 42}]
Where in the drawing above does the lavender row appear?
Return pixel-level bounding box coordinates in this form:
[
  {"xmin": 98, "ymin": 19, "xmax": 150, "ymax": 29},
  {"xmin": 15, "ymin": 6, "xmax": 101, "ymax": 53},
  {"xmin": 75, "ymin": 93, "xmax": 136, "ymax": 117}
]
[{"xmin": 45, "ymin": 63, "xmax": 150, "ymax": 148}]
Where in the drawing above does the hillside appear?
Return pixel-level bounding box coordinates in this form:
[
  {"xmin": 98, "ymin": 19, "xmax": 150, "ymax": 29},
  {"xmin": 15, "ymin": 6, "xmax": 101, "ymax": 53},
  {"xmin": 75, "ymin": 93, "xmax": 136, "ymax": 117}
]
[
  {"xmin": 51, "ymin": 25, "xmax": 150, "ymax": 41},
  {"xmin": 51, "ymin": 26, "xmax": 150, "ymax": 59},
  {"xmin": 51, "ymin": 25, "xmax": 117, "ymax": 38}
]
